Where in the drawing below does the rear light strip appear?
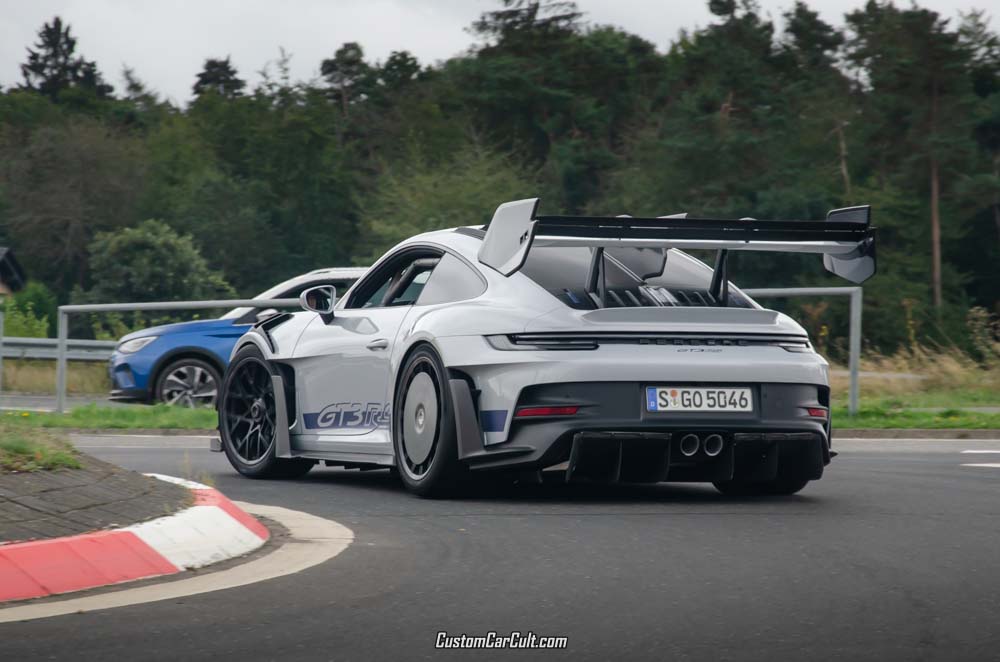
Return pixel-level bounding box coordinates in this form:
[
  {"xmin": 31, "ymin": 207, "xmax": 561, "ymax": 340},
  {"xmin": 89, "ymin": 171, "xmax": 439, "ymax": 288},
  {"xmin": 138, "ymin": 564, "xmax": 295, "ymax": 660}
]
[{"xmin": 503, "ymin": 333, "xmax": 811, "ymax": 350}]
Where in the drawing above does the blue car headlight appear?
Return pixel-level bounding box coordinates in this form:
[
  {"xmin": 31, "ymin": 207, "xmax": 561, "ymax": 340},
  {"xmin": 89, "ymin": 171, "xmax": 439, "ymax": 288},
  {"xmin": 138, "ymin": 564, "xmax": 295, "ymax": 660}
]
[{"xmin": 117, "ymin": 336, "xmax": 158, "ymax": 353}]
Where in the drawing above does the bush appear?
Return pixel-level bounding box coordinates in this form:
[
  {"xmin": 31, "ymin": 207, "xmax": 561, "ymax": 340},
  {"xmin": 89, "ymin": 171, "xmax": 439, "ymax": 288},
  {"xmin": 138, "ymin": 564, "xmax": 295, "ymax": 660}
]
[
  {"xmin": 81, "ymin": 219, "xmax": 235, "ymax": 303},
  {"xmin": 76, "ymin": 219, "xmax": 236, "ymax": 337},
  {"xmin": 2, "ymin": 280, "xmax": 57, "ymax": 338},
  {"xmin": 3, "ymin": 301, "xmax": 48, "ymax": 338}
]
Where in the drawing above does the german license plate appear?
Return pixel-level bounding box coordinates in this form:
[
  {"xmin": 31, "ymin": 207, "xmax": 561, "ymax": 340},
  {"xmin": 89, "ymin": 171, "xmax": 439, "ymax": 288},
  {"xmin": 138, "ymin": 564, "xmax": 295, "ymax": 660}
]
[{"xmin": 645, "ymin": 387, "xmax": 753, "ymax": 412}]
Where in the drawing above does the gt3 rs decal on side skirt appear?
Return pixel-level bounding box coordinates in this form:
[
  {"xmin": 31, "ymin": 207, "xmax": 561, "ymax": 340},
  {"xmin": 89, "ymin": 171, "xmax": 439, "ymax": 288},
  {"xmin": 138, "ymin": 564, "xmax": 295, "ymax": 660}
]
[{"xmin": 303, "ymin": 403, "xmax": 391, "ymax": 430}]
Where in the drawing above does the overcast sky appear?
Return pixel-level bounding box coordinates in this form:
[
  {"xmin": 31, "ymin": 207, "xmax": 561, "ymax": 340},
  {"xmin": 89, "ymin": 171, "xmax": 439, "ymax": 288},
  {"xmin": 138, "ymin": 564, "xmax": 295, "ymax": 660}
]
[{"xmin": 1, "ymin": 0, "xmax": 993, "ymax": 105}]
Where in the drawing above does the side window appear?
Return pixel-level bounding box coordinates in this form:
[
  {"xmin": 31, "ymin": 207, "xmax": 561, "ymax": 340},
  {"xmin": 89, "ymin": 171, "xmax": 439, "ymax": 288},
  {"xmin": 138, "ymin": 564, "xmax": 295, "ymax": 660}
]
[
  {"xmin": 416, "ymin": 253, "xmax": 487, "ymax": 305},
  {"xmin": 347, "ymin": 251, "xmax": 441, "ymax": 309},
  {"xmin": 356, "ymin": 277, "xmax": 393, "ymax": 309},
  {"xmin": 389, "ymin": 269, "xmax": 432, "ymax": 306}
]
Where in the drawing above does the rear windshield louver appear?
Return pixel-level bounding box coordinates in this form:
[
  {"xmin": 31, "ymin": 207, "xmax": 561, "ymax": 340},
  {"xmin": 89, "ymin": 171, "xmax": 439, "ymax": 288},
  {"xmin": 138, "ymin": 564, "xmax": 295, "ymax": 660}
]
[{"xmin": 556, "ymin": 286, "xmax": 753, "ymax": 310}]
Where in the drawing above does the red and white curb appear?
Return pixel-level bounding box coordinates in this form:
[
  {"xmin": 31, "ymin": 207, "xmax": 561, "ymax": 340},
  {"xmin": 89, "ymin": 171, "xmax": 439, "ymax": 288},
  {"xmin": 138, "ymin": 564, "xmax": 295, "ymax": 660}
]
[{"xmin": 0, "ymin": 474, "xmax": 268, "ymax": 603}]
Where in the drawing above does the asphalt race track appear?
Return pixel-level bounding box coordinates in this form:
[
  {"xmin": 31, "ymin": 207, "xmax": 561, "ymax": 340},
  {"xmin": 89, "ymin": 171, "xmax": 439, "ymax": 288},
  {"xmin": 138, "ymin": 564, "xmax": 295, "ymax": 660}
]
[{"xmin": 3, "ymin": 434, "xmax": 999, "ymax": 661}]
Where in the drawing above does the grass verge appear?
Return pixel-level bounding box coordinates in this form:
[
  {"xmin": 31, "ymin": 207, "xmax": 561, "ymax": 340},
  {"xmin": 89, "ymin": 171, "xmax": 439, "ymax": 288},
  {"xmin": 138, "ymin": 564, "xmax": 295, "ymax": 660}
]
[
  {"xmin": 3, "ymin": 404, "xmax": 217, "ymax": 430},
  {"xmin": 839, "ymin": 388, "xmax": 1000, "ymax": 409},
  {"xmin": 832, "ymin": 406, "xmax": 1000, "ymax": 429},
  {"xmin": 2, "ymin": 359, "xmax": 109, "ymax": 395},
  {"xmin": 0, "ymin": 425, "xmax": 82, "ymax": 472}
]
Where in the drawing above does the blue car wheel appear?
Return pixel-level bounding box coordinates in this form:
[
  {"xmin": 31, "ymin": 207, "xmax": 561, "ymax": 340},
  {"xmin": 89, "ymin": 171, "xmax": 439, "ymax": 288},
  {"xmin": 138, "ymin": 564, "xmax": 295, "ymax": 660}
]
[{"xmin": 154, "ymin": 357, "xmax": 222, "ymax": 408}]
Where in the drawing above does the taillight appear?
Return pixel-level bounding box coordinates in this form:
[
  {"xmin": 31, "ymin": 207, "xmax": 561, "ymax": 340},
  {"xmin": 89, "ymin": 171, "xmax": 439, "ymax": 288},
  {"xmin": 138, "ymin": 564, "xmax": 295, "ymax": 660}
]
[
  {"xmin": 515, "ymin": 406, "xmax": 580, "ymax": 418},
  {"xmin": 805, "ymin": 407, "xmax": 828, "ymax": 418}
]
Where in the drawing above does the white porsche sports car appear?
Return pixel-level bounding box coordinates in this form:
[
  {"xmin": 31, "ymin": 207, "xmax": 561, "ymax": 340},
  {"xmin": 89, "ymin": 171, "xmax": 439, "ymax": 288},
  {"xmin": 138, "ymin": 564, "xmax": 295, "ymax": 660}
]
[{"xmin": 212, "ymin": 198, "xmax": 875, "ymax": 497}]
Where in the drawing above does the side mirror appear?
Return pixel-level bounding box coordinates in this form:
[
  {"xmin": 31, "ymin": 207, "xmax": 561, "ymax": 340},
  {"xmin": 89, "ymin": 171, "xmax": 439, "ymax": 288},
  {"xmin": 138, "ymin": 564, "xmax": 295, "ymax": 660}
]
[
  {"xmin": 255, "ymin": 308, "xmax": 278, "ymax": 323},
  {"xmin": 300, "ymin": 285, "xmax": 337, "ymax": 315}
]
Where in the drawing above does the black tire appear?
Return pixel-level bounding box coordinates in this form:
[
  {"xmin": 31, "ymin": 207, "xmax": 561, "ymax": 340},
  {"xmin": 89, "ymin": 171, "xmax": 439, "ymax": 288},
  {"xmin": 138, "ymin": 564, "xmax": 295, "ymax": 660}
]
[
  {"xmin": 713, "ymin": 475, "xmax": 810, "ymax": 496},
  {"xmin": 219, "ymin": 344, "xmax": 313, "ymax": 480},
  {"xmin": 154, "ymin": 357, "xmax": 221, "ymax": 408},
  {"xmin": 392, "ymin": 345, "xmax": 463, "ymax": 497}
]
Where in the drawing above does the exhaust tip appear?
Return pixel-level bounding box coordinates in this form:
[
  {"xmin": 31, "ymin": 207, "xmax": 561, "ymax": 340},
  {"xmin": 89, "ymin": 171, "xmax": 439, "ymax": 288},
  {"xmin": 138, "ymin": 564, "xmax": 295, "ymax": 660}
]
[
  {"xmin": 703, "ymin": 434, "xmax": 724, "ymax": 457},
  {"xmin": 679, "ymin": 433, "xmax": 700, "ymax": 457}
]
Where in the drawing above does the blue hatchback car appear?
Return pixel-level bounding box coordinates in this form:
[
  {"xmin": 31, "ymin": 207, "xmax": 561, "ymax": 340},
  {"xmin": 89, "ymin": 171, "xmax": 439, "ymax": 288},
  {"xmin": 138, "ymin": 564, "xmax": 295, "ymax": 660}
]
[{"xmin": 109, "ymin": 267, "xmax": 366, "ymax": 406}]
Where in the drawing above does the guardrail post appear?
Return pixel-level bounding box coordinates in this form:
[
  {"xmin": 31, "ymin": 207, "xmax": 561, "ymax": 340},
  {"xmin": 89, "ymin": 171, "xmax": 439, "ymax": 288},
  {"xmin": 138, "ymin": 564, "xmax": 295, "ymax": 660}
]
[
  {"xmin": 56, "ymin": 309, "xmax": 68, "ymax": 413},
  {"xmin": 848, "ymin": 287, "xmax": 862, "ymax": 416},
  {"xmin": 0, "ymin": 309, "xmax": 5, "ymax": 398}
]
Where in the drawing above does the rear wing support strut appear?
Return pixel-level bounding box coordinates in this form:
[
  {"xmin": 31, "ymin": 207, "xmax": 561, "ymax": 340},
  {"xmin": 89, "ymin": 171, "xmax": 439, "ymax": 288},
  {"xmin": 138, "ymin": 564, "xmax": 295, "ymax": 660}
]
[
  {"xmin": 586, "ymin": 247, "xmax": 607, "ymax": 308},
  {"xmin": 708, "ymin": 250, "xmax": 730, "ymax": 306}
]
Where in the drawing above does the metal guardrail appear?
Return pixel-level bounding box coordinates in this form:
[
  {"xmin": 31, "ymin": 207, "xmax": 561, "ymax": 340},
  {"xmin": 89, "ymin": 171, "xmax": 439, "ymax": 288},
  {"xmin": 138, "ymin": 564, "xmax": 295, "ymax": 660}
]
[
  {"xmin": 3, "ymin": 289, "xmax": 860, "ymax": 415},
  {"xmin": 0, "ymin": 311, "xmax": 117, "ymax": 408},
  {"xmin": 0, "ymin": 337, "xmax": 116, "ymax": 361},
  {"xmin": 53, "ymin": 298, "xmax": 300, "ymax": 412},
  {"xmin": 743, "ymin": 286, "xmax": 862, "ymax": 415}
]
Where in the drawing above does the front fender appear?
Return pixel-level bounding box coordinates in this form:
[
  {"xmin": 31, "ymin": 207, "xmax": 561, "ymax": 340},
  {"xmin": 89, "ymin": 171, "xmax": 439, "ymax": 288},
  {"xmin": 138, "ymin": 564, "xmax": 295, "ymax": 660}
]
[{"xmin": 231, "ymin": 330, "xmax": 275, "ymax": 361}]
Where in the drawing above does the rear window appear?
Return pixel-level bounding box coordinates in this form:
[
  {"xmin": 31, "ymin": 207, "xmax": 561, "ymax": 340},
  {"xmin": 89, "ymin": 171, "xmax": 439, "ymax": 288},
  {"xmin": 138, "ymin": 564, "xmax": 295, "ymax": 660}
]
[{"xmin": 520, "ymin": 247, "xmax": 752, "ymax": 309}]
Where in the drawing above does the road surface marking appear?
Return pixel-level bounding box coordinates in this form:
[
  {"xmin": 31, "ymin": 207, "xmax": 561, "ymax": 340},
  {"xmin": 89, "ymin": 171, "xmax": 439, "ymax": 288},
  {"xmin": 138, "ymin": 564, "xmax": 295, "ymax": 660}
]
[
  {"xmin": 74, "ymin": 445, "xmax": 205, "ymax": 450},
  {"xmin": 960, "ymin": 463, "xmax": 1000, "ymax": 468},
  {"xmin": 0, "ymin": 503, "xmax": 353, "ymax": 623},
  {"xmin": 70, "ymin": 434, "xmax": 215, "ymax": 440},
  {"xmin": 960, "ymin": 450, "xmax": 1000, "ymax": 454}
]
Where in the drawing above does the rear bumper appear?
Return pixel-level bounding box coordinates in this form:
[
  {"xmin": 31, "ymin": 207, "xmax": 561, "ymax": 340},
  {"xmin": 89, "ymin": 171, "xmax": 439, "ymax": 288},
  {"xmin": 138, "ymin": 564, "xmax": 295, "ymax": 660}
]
[
  {"xmin": 438, "ymin": 336, "xmax": 829, "ymax": 444},
  {"xmin": 453, "ymin": 381, "xmax": 831, "ymax": 483}
]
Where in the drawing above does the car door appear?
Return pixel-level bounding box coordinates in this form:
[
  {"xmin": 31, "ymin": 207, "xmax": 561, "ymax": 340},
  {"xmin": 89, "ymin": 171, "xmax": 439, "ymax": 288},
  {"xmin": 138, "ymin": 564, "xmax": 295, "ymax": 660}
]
[{"xmin": 290, "ymin": 248, "xmax": 441, "ymax": 447}]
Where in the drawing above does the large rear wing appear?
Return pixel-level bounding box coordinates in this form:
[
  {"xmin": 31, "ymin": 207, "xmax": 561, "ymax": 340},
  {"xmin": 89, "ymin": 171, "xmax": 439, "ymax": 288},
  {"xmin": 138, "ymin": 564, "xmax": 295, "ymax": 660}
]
[{"xmin": 476, "ymin": 198, "xmax": 876, "ymax": 284}]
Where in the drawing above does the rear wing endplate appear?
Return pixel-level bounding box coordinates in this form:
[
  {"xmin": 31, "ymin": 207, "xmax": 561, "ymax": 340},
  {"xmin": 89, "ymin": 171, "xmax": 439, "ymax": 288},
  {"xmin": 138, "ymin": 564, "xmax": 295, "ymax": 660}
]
[{"xmin": 476, "ymin": 198, "xmax": 876, "ymax": 284}]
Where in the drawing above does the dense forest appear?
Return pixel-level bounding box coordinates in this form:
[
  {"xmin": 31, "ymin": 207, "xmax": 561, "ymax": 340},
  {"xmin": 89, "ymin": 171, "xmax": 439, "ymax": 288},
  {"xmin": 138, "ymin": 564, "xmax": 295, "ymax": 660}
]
[{"xmin": 0, "ymin": 0, "xmax": 998, "ymax": 358}]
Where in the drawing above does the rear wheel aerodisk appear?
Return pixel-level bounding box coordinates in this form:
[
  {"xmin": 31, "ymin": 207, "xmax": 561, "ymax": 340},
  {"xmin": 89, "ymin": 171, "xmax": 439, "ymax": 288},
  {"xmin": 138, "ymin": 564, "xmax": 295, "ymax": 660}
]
[{"xmin": 403, "ymin": 372, "xmax": 438, "ymax": 466}]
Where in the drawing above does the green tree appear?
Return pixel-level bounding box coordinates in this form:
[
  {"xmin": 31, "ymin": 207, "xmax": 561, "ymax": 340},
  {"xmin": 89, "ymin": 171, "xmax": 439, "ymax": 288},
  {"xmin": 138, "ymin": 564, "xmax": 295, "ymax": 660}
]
[
  {"xmin": 20, "ymin": 17, "xmax": 113, "ymax": 101},
  {"xmin": 321, "ymin": 43, "xmax": 371, "ymax": 116},
  {"xmin": 192, "ymin": 57, "xmax": 246, "ymax": 99},
  {"xmin": 378, "ymin": 51, "xmax": 421, "ymax": 91},
  {"xmin": 458, "ymin": 1, "xmax": 661, "ymax": 210},
  {"xmin": 80, "ymin": 220, "xmax": 234, "ymax": 303},
  {"xmin": 472, "ymin": 0, "xmax": 583, "ymax": 49},
  {"xmin": 357, "ymin": 141, "xmax": 534, "ymax": 262},
  {"xmin": 846, "ymin": 3, "xmax": 978, "ymax": 311},
  {"xmin": 0, "ymin": 118, "xmax": 147, "ymax": 293},
  {"xmin": 957, "ymin": 11, "xmax": 1000, "ymax": 307}
]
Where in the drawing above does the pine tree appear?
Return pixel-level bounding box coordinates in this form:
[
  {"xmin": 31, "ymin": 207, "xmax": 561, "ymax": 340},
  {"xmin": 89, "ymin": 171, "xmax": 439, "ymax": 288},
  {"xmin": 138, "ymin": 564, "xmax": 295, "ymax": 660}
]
[
  {"xmin": 20, "ymin": 16, "xmax": 113, "ymax": 101},
  {"xmin": 192, "ymin": 57, "xmax": 246, "ymax": 99},
  {"xmin": 846, "ymin": 4, "xmax": 977, "ymax": 310},
  {"xmin": 320, "ymin": 43, "xmax": 371, "ymax": 116}
]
